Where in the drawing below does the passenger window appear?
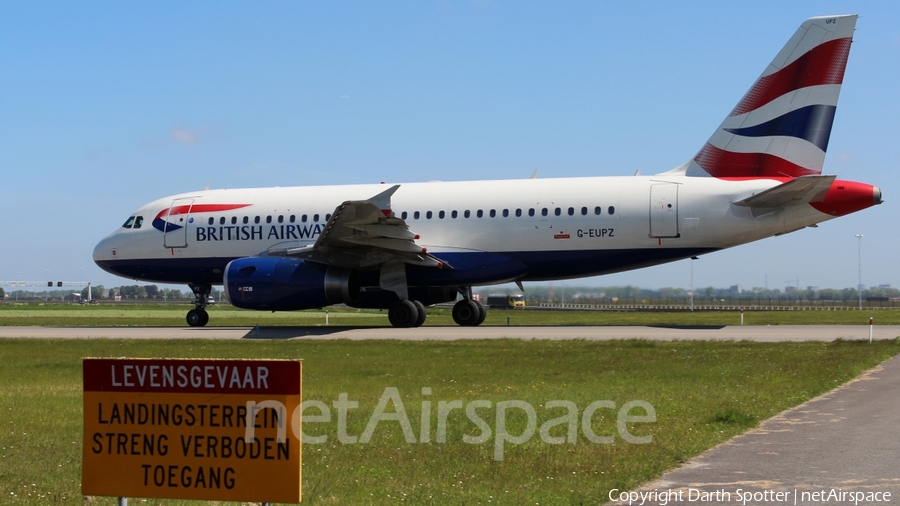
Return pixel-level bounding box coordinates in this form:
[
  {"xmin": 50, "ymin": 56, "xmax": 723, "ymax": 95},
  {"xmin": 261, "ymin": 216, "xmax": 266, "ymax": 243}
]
[
  {"xmin": 503, "ymin": 209, "xmax": 509, "ymax": 217},
  {"xmin": 290, "ymin": 215, "xmax": 295, "ymax": 223},
  {"xmin": 567, "ymin": 207, "xmax": 574, "ymax": 216},
  {"xmin": 220, "ymin": 217, "xmax": 226, "ymax": 225},
  {"xmin": 232, "ymin": 217, "xmax": 237, "ymax": 225},
  {"xmin": 278, "ymin": 215, "xmax": 284, "ymax": 223},
  {"xmin": 133, "ymin": 216, "xmax": 143, "ymax": 229},
  {"xmin": 426, "ymin": 211, "xmax": 433, "ymax": 219},
  {"xmin": 554, "ymin": 208, "xmax": 561, "ymax": 216},
  {"xmin": 302, "ymin": 215, "xmax": 308, "ymax": 223},
  {"xmin": 581, "ymin": 207, "xmax": 588, "ymax": 216},
  {"xmin": 490, "ymin": 209, "xmax": 496, "ymax": 218},
  {"xmin": 439, "ymin": 211, "xmax": 445, "ymax": 219},
  {"xmin": 243, "ymin": 216, "xmax": 249, "ymax": 224},
  {"xmin": 122, "ymin": 216, "xmax": 135, "ymax": 229},
  {"xmin": 529, "ymin": 208, "xmax": 535, "ymax": 217},
  {"xmin": 208, "ymin": 217, "xmax": 214, "ymax": 225},
  {"xmin": 314, "ymin": 214, "xmax": 320, "ymax": 222},
  {"xmin": 475, "ymin": 210, "xmax": 481, "ymax": 218},
  {"xmin": 401, "ymin": 211, "xmax": 408, "ymax": 220},
  {"xmin": 594, "ymin": 206, "xmax": 602, "ymax": 215},
  {"xmin": 414, "ymin": 211, "xmax": 420, "ymax": 220},
  {"xmin": 254, "ymin": 216, "xmax": 260, "ymax": 224},
  {"xmin": 515, "ymin": 209, "xmax": 522, "ymax": 217},
  {"xmin": 608, "ymin": 206, "xmax": 615, "ymax": 215},
  {"xmin": 451, "ymin": 210, "xmax": 458, "ymax": 219},
  {"xmin": 266, "ymin": 216, "xmax": 272, "ymax": 224},
  {"xmin": 326, "ymin": 213, "xmax": 332, "ymax": 221},
  {"xmin": 541, "ymin": 208, "xmax": 547, "ymax": 217}
]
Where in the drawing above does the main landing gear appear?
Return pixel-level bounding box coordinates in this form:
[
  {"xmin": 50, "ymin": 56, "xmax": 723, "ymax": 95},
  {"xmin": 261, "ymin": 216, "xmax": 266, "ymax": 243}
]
[
  {"xmin": 186, "ymin": 283, "xmax": 211, "ymax": 327},
  {"xmin": 452, "ymin": 287, "xmax": 486, "ymax": 327},
  {"xmin": 388, "ymin": 300, "xmax": 427, "ymax": 328}
]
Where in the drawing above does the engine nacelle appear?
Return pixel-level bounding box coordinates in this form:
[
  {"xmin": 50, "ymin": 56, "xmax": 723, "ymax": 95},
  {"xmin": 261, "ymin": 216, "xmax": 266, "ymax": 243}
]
[{"xmin": 224, "ymin": 257, "xmax": 359, "ymax": 311}]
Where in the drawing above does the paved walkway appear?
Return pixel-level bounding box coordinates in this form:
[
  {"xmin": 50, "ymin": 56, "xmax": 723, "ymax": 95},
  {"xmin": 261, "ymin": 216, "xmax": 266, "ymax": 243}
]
[{"xmin": 618, "ymin": 354, "xmax": 900, "ymax": 506}]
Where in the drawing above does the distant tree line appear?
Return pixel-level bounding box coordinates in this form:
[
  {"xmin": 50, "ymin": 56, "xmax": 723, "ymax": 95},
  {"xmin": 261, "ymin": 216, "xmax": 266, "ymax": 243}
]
[
  {"xmin": 479, "ymin": 284, "xmax": 900, "ymax": 304},
  {"xmin": 3, "ymin": 285, "xmax": 220, "ymax": 301}
]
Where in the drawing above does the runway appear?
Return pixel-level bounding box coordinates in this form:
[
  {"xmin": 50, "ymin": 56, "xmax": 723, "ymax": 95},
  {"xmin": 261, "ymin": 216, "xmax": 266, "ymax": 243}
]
[{"xmin": 0, "ymin": 324, "xmax": 898, "ymax": 341}]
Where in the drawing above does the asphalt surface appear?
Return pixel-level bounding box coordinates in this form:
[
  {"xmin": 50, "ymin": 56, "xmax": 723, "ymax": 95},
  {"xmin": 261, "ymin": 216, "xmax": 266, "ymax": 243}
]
[
  {"xmin": 0, "ymin": 324, "xmax": 898, "ymax": 341},
  {"xmin": 621, "ymin": 354, "xmax": 900, "ymax": 506}
]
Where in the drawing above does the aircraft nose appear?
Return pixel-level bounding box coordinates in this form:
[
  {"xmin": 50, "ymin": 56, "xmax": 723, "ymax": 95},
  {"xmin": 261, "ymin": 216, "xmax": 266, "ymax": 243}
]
[
  {"xmin": 93, "ymin": 236, "xmax": 110, "ymax": 263},
  {"xmin": 93, "ymin": 234, "xmax": 120, "ymax": 276}
]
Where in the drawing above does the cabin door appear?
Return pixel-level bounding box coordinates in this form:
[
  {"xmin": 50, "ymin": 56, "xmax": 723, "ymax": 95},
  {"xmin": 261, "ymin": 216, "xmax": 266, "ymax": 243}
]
[
  {"xmin": 163, "ymin": 198, "xmax": 194, "ymax": 248},
  {"xmin": 649, "ymin": 184, "xmax": 679, "ymax": 238}
]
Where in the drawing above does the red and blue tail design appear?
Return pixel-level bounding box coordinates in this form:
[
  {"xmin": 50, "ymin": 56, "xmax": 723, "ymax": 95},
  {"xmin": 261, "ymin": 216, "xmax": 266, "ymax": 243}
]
[{"xmin": 682, "ymin": 15, "xmax": 857, "ymax": 178}]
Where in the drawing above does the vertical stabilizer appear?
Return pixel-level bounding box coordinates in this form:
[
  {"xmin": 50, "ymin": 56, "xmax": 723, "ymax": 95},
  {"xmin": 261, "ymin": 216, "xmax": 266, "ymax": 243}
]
[{"xmin": 680, "ymin": 15, "xmax": 857, "ymax": 178}]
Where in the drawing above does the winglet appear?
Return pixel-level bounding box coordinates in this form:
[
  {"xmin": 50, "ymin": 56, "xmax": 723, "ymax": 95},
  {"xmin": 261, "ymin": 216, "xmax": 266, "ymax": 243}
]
[{"xmin": 369, "ymin": 184, "xmax": 400, "ymax": 216}]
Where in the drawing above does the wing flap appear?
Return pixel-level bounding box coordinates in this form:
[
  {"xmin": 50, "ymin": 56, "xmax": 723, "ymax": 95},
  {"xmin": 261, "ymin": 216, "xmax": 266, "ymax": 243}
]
[{"xmin": 270, "ymin": 184, "xmax": 452, "ymax": 270}]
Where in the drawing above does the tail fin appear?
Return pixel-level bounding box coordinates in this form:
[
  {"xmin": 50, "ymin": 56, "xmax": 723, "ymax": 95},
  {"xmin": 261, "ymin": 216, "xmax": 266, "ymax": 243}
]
[{"xmin": 680, "ymin": 15, "xmax": 857, "ymax": 178}]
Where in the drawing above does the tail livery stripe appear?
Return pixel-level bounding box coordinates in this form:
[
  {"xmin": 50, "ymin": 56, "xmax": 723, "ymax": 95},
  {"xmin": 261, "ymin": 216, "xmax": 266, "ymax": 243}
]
[
  {"xmin": 730, "ymin": 38, "xmax": 851, "ymax": 116},
  {"xmin": 694, "ymin": 144, "xmax": 816, "ymax": 179},
  {"xmin": 724, "ymin": 104, "xmax": 837, "ymax": 152},
  {"xmin": 678, "ymin": 15, "xmax": 857, "ymax": 179}
]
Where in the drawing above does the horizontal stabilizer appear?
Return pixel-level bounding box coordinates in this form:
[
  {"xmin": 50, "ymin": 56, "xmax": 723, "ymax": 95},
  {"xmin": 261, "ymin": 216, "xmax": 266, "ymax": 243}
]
[{"xmin": 733, "ymin": 175, "xmax": 835, "ymax": 208}]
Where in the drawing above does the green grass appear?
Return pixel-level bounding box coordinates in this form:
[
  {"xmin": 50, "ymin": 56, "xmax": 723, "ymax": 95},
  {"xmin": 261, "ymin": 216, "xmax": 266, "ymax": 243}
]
[
  {"xmin": 1, "ymin": 338, "xmax": 898, "ymax": 505},
  {"xmin": 0, "ymin": 302, "xmax": 896, "ymax": 327}
]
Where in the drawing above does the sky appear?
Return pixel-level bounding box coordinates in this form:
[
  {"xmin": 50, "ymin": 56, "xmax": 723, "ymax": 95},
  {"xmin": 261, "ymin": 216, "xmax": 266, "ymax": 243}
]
[{"xmin": 2, "ymin": 1, "xmax": 898, "ymax": 294}]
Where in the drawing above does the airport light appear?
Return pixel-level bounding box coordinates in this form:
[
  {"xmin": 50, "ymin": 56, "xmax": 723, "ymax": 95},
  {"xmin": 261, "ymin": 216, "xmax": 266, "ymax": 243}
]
[{"xmin": 855, "ymin": 234, "xmax": 863, "ymax": 310}]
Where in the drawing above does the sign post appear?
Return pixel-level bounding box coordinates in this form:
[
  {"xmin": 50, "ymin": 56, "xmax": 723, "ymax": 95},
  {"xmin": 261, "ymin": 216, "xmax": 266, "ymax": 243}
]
[{"xmin": 82, "ymin": 358, "xmax": 302, "ymax": 503}]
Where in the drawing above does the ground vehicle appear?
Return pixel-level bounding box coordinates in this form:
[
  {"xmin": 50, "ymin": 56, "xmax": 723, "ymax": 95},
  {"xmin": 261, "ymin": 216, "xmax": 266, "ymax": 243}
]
[{"xmin": 487, "ymin": 294, "xmax": 526, "ymax": 309}]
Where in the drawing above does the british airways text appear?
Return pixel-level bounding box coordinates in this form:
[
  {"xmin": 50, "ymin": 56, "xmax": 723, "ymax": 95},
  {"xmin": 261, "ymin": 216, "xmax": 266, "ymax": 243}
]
[{"xmin": 196, "ymin": 225, "xmax": 323, "ymax": 242}]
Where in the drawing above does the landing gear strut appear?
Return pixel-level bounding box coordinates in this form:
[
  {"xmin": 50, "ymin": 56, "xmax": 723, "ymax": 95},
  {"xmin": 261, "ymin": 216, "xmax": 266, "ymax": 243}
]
[
  {"xmin": 187, "ymin": 283, "xmax": 211, "ymax": 327},
  {"xmin": 452, "ymin": 286, "xmax": 486, "ymax": 326}
]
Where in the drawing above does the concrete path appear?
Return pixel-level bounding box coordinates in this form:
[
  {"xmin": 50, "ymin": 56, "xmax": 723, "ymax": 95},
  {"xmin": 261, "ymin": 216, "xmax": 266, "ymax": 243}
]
[{"xmin": 618, "ymin": 354, "xmax": 900, "ymax": 506}]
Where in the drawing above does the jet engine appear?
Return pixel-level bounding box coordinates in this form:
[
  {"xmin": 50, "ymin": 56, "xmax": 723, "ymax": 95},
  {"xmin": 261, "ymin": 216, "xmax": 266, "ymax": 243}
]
[{"xmin": 224, "ymin": 257, "xmax": 359, "ymax": 311}]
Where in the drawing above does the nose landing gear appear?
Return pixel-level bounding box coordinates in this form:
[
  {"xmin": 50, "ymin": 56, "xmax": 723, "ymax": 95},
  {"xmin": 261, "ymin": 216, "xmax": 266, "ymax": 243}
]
[{"xmin": 187, "ymin": 283, "xmax": 211, "ymax": 327}]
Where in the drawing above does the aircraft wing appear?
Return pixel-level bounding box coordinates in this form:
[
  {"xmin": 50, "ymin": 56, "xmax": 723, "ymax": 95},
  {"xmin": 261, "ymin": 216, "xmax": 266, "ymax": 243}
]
[
  {"xmin": 733, "ymin": 175, "xmax": 835, "ymax": 209},
  {"xmin": 267, "ymin": 185, "xmax": 451, "ymax": 270}
]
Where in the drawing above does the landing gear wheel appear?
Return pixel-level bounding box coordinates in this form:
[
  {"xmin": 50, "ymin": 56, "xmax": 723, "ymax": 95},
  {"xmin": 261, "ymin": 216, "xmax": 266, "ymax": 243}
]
[
  {"xmin": 475, "ymin": 301, "xmax": 486, "ymax": 326},
  {"xmin": 452, "ymin": 299, "xmax": 482, "ymax": 326},
  {"xmin": 413, "ymin": 301, "xmax": 427, "ymax": 327},
  {"xmin": 187, "ymin": 309, "xmax": 209, "ymax": 327},
  {"xmin": 389, "ymin": 300, "xmax": 420, "ymax": 328}
]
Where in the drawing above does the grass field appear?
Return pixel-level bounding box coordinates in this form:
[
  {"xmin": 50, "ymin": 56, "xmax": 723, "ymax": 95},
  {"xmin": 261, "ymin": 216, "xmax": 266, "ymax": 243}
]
[
  {"xmin": 1, "ymin": 337, "xmax": 899, "ymax": 505},
  {"xmin": 1, "ymin": 302, "xmax": 897, "ymax": 327}
]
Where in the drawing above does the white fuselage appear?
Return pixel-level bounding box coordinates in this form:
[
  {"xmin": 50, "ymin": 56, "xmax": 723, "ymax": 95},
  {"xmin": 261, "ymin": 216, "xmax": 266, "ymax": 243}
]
[{"xmin": 94, "ymin": 175, "xmax": 831, "ymax": 286}]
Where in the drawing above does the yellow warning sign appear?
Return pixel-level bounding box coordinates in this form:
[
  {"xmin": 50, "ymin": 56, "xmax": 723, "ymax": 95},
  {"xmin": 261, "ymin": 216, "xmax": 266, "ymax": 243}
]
[{"xmin": 82, "ymin": 358, "xmax": 301, "ymax": 503}]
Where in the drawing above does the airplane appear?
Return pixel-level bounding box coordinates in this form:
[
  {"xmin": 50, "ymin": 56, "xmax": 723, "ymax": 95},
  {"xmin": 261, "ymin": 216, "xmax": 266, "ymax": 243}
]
[{"xmin": 94, "ymin": 15, "xmax": 880, "ymax": 328}]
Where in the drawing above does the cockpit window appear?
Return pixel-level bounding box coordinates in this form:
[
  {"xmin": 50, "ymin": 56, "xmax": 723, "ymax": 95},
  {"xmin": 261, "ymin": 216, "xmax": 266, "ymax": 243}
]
[
  {"xmin": 122, "ymin": 216, "xmax": 135, "ymax": 229},
  {"xmin": 133, "ymin": 216, "xmax": 143, "ymax": 229}
]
